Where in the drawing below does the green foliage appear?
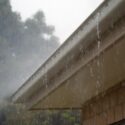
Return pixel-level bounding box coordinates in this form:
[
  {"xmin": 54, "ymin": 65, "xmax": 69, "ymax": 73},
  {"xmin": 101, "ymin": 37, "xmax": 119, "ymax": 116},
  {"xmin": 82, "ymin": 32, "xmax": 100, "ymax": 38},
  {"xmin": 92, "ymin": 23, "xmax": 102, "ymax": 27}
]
[
  {"xmin": 0, "ymin": 104, "xmax": 81, "ymax": 125},
  {"xmin": 62, "ymin": 111, "xmax": 70, "ymax": 119}
]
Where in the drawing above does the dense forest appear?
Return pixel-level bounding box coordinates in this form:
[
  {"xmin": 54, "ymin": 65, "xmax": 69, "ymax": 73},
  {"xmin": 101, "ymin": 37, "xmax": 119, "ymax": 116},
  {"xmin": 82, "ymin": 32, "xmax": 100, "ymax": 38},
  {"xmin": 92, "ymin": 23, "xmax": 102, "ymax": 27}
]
[{"xmin": 0, "ymin": 0, "xmax": 59, "ymax": 99}]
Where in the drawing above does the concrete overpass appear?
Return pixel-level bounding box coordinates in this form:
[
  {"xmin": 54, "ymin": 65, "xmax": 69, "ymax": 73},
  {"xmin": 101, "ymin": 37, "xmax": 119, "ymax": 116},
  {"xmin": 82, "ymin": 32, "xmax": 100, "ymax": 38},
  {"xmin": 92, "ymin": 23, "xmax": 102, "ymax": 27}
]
[{"xmin": 12, "ymin": 0, "xmax": 125, "ymax": 124}]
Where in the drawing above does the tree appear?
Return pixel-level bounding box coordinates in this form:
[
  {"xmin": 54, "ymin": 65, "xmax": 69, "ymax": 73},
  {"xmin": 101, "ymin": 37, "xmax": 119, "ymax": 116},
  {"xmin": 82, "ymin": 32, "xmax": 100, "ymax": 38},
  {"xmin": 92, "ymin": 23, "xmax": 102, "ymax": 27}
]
[
  {"xmin": 0, "ymin": 0, "xmax": 23, "ymax": 45},
  {"xmin": 0, "ymin": 0, "xmax": 59, "ymax": 100}
]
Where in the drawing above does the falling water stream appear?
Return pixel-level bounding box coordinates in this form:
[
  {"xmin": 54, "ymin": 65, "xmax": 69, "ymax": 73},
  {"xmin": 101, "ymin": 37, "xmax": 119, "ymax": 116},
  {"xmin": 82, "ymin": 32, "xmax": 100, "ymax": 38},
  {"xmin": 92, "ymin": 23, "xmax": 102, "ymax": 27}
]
[{"xmin": 95, "ymin": 12, "xmax": 102, "ymax": 95}]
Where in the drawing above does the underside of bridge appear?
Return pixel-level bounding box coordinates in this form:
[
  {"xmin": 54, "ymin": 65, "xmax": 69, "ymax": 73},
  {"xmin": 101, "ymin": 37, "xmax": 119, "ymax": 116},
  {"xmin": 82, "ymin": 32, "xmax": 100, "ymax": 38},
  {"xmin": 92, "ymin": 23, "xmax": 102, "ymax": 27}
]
[{"xmin": 12, "ymin": 0, "xmax": 125, "ymax": 124}]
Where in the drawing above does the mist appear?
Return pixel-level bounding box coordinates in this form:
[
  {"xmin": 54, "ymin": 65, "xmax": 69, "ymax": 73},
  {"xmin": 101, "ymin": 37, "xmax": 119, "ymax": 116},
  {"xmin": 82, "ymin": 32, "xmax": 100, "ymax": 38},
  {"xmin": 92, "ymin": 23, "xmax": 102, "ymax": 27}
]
[{"xmin": 0, "ymin": 0, "xmax": 59, "ymax": 101}]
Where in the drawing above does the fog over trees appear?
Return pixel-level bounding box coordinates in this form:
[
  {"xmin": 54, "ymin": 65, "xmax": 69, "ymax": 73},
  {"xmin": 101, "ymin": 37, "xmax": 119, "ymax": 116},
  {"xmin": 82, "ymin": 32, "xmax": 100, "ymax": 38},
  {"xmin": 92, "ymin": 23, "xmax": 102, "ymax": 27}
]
[{"xmin": 0, "ymin": 0, "xmax": 59, "ymax": 100}]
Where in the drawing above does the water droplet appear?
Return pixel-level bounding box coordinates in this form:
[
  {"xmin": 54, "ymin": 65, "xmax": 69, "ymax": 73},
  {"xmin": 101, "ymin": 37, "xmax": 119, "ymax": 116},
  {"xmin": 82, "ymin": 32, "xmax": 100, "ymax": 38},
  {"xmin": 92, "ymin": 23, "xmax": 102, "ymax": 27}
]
[
  {"xmin": 45, "ymin": 83, "xmax": 48, "ymax": 88},
  {"xmin": 97, "ymin": 40, "xmax": 101, "ymax": 50},
  {"xmin": 96, "ymin": 12, "xmax": 101, "ymax": 40},
  {"xmin": 96, "ymin": 80, "xmax": 101, "ymax": 88},
  {"xmin": 12, "ymin": 52, "xmax": 16, "ymax": 57},
  {"xmin": 90, "ymin": 67, "xmax": 94, "ymax": 77}
]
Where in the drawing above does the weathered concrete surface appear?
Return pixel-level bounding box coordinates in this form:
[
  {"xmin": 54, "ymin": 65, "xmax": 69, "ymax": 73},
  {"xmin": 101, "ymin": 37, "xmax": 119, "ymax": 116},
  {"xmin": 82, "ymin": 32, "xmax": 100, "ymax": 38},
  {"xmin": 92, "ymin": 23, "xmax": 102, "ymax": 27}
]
[
  {"xmin": 32, "ymin": 22, "xmax": 125, "ymax": 109},
  {"xmin": 12, "ymin": 0, "xmax": 125, "ymax": 110}
]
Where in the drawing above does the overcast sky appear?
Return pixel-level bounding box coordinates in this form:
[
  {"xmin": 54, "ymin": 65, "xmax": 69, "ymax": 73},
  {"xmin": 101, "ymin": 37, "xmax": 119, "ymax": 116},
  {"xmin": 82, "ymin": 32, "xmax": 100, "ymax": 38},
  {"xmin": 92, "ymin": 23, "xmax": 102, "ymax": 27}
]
[{"xmin": 11, "ymin": 0, "xmax": 103, "ymax": 43}]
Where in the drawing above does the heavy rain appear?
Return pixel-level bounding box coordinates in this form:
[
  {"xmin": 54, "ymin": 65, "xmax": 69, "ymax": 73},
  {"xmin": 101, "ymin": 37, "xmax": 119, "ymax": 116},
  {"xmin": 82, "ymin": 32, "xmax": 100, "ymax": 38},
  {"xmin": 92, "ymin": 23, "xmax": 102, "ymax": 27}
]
[{"xmin": 1, "ymin": 0, "xmax": 125, "ymax": 125}]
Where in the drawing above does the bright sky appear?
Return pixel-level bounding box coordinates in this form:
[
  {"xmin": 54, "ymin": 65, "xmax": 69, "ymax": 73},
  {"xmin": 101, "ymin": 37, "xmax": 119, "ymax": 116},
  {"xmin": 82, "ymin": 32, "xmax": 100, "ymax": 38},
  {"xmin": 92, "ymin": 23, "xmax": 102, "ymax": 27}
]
[{"xmin": 11, "ymin": 0, "xmax": 103, "ymax": 44}]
